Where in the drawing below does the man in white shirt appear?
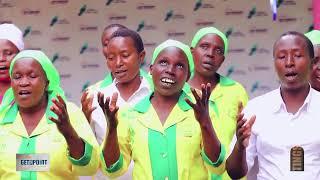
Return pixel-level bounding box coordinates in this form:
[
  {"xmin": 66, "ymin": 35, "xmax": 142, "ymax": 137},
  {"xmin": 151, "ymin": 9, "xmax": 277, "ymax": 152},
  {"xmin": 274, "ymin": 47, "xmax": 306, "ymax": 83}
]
[{"xmin": 226, "ymin": 31, "xmax": 320, "ymax": 180}]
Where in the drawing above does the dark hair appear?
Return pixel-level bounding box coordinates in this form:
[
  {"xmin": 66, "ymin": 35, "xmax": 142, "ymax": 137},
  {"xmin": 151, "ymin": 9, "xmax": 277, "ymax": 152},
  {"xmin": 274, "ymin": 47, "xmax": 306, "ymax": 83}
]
[
  {"xmin": 103, "ymin": 24, "xmax": 127, "ymax": 32},
  {"xmin": 273, "ymin": 31, "xmax": 314, "ymax": 60},
  {"xmin": 109, "ymin": 28, "xmax": 144, "ymax": 53}
]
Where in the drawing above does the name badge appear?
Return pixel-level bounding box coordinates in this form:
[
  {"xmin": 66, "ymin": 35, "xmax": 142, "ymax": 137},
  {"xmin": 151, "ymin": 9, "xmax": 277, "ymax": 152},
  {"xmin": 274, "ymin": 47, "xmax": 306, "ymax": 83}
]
[
  {"xmin": 290, "ymin": 146, "xmax": 304, "ymax": 171},
  {"xmin": 16, "ymin": 154, "xmax": 50, "ymax": 171}
]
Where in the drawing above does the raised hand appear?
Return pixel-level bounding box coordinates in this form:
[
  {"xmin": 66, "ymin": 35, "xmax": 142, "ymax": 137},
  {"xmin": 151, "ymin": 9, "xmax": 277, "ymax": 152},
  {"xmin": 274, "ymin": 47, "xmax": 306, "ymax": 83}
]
[
  {"xmin": 49, "ymin": 95, "xmax": 74, "ymax": 136},
  {"xmin": 185, "ymin": 83, "xmax": 211, "ymax": 126},
  {"xmin": 81, "ymin": 90, "xmax": 96, "ymax": 123},
  {"xmin": 235, "ymin": 103, "xmax": 255, "ymax": 150},
  {"xmin": 50, "ymin": 95, "xmax": 84, "ymax": 159},
  {"xmin": 97, "ymin": 92, "xmax": 119, "ymax": 132}
]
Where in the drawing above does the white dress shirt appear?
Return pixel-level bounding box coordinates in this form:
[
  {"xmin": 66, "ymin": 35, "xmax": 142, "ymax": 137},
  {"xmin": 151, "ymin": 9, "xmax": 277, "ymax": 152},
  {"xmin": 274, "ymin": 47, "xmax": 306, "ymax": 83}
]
[
  {"xmin": 244, "ymin": 87, "xmax": 320, "ymax": 180},
  {"xmin": 90, "ymin": 76, "xmax": 151, "ymax": 180}
]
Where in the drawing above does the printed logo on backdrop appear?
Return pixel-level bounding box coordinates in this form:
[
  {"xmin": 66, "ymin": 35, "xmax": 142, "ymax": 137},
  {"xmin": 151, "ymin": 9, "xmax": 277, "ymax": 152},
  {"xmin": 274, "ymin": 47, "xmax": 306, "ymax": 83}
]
[
  {"xmin": 279, "ymin": 0, "xmax": 296, "ymax": 6},
  {"xmin": 81, "ymin": 63, "xmax": 100, "ymax": 69},
  {"xmin": 64, "ymin": 92, "xmax": 72, "ymax": 99},
  {"xmin": 23, "ymin": 26, "xmax": 42, "ymax": 38},
  {"xmin": 193, "ymin": 0, "xmax": 202, "ymax": 11},
  {"xmin": 27, "ymin": 47, "xmax": 42, "ymax": 50},
  {"xmin": 248, "ymin": 45, "xmax": 270, "ymax": 56},
  {"xmin": 79, "ymin": 25, "xmax": 98, "ymax": 32},
  {"xmin": 0, "ymin": 1, "xmax": 13, "ymax": 8},
  {"xmin": 51, "ymin": 53, "xmax": 70, "ymax": 64},
  {"xmin": 79, "ymin": 42, "xmax": 99, "ymax": 54},
  {"xmin": 249, "ymin": 44, "xmax": 258, "ymax": 56},
  {"xmin": 248, "ymin": 65, "xmax": 271, "ymax": 72},
  {"xmin": 250, "ymin": 81, "xmax": 272, "ymax": 93},
  {"xmin": 50, "ymin": 16, "xmax": 70, "ymax": 27},
  {"xmin": 109, "ymin": 14, "xmax": 127, "ymax": 21},
  {"xmin": 225, "ymin": 28, "xmax": 246, "ymax": 38},
  {"xmin": 23, "ymin": 26, "xmax": 31, "ymax": 38},
  {"xmin": 82, "ymin": 81, "xmax": 91, "ymax": 92},
  {"xmin": 106, "ymin": 0, "xmax": 126, "ymax": 6},
  {"xmin": 193, "ymin": 0, "xmax": 214, "ymax": 11},
  {"xmin": 248, "ymin": 7, "xmax": 268, "ymax": 18},
  {"xmin": 225, "ymin": 8, "xmax": 244, "ymax": 16},
  {"xmin": 51, "ymin": 35, "xmax": 71, "ymax": 42},
  {"xmin": 144, "ymin": 41, "xmax": 157, "ymax": 48},
  {"xmin": 167, "ymin": 30, "xmax": 186, "ymax": 38},
  {"xmin": 136, "ymin": 3, "xmax": 155, "ymax": 10},
  {"xmin": 136, "ymin": 21, "xmax": 157, "ymax": 32},
  {"xmin": 249, "ymin": 26, "xmax": 268, "ymax": 34},
  {"xmin": 50, "ymin": 0, "xmax": 68, "ymax": 5},
  {"xmin": 225, "ymin": 28, "xmax": 233, "ymax": 38},
  {"xmin": 0, "ymin": 20, "xmax": 12, "ymax": 24},
  {"xmin": 78, "ymin": 5, "xmax": 87, "ymax": 16},
  {"xmin": 78, "ymin": 4, "xmax": 98, "ymax": 16},
  {"xmin": 307, "ymin": 24, "xmax": 314, "ymax": 32},
  {"xmin": 195, "ymin": 19, "xmax": 214, "ymax": 27},
  {"xmin": 22, "ymin": 8, "xmax": 40, "ymax": 16},
  {"xmin": 225, "ymin": 66, "xmax": 247, "ymax": 77},
  {"xmin": 228, "ymin": 48, "xmax": 245, "ymax": 54},
  {"xmin": 59, "ymin": 73, "xmax": 72, "ymax": 79},
  {"xmin": 278, "ymin": 15, "xmax": 297, "ymax": 23},
  {"xmin": 164, "ymin": 10, "xmax": 185, "ymax": 22}
]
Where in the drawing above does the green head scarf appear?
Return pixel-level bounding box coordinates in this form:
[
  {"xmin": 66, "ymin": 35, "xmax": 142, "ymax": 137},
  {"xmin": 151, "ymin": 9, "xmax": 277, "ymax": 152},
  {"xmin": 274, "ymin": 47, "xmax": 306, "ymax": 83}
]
[
  {"xmin": 0, "ymin": 50, "xmax": 65, "ymax": 124},
  {"xmin": 191, "ymin": 27, "xmax": 228, "ymax": 55},
  {"xmin": 151, "ymin": 39, "xmax": 194, "ymax": 79},
  {"xmin": 305, "ymin": 30, "xmax": 320, "ymax": 45}
]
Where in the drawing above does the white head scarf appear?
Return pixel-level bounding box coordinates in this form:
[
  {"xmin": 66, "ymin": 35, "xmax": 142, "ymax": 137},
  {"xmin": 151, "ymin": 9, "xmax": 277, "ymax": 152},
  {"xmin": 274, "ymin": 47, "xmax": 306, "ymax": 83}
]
[{"xmin": 0, "ymin": 23, "xmax": 24, "ymax": 51}]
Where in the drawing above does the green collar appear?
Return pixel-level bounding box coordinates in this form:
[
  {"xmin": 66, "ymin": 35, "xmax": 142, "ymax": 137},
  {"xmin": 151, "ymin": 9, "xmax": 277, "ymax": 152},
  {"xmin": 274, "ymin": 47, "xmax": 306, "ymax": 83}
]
[
  {"xmin": 1, "ymin": 103, "xmax": 54, "ymax": 125},
  {"xmin": 219, "ymin": 75, "xmax": 235, "ymax": 86},
  {"xmin": 134, "ymin": 90, "xmax": 192, "ymax": 113},
  {"xmin": 184, "ymin": 74, "xmax": 236, "ymax": 93}
]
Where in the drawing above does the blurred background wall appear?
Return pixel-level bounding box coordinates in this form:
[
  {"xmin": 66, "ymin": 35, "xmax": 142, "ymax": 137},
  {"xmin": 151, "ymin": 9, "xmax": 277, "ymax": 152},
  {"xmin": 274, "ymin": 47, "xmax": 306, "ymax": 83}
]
[{"xmin": 1, "ymin": 0, "xmax": 313, "ymax": 104}]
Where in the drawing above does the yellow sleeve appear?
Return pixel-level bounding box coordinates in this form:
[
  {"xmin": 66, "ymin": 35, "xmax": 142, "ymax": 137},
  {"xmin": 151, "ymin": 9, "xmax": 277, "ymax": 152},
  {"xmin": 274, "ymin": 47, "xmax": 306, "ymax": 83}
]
[
  {"xmin": 236, "ymin": 82, "xmax": 249, "ymax": 107},
  {"xmin": 201, "ymin": 143, "xmax": 226, "ymax": 175},
  {"xmin": 66, "ymin": 102, "xmax": 100, "ymax": 176},
  {"xmin": 100, "ymin": 107, "xmax": 133, "ymax": 178}
]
